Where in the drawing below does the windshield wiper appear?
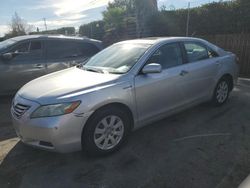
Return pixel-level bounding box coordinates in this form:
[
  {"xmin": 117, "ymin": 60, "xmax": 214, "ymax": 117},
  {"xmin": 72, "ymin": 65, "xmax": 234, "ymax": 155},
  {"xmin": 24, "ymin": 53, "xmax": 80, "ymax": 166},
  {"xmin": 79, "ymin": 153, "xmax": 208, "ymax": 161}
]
[
  {"xmin": 82, "ymin": 67, "xmax": 105, "ymax": 73},
  {"xmin": 76, "ymin": 58, "xmax": 90, "ymax": 68},
  {"xmin": 108, "ymin": 71, "xmax": 123, "ymax": 75}
]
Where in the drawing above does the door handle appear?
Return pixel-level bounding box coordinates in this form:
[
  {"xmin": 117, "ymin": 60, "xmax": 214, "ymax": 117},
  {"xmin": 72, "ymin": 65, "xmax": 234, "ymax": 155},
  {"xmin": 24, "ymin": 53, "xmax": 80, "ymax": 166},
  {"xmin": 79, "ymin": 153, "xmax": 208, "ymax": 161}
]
[
  {"xmin": 180, "ymin": 70, "xmax": 189, "ymax": 76},
  {"xmin": 35, "ymin": 64, "xmax": 44, "ymax": 68}
]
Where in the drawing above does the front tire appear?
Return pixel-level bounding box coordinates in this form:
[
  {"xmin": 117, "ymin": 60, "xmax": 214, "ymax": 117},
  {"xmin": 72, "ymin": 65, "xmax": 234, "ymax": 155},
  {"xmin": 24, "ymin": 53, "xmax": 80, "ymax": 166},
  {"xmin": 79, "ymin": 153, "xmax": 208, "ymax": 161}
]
[
  {"xmin": 82, "ymin": 106, "xmax": 130, "ymax": 156},
  {"xmin": 212, "ymin": 78, "xmax": 230, "ymax": 106}
]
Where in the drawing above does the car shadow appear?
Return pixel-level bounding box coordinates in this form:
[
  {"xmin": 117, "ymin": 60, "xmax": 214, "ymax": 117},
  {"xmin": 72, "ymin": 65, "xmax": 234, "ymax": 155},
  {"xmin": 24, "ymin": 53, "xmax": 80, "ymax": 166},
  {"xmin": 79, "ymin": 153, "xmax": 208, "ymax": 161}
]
[{"xmin": 0, "ymin": 95, "xmax": 16, "ymax": 142}]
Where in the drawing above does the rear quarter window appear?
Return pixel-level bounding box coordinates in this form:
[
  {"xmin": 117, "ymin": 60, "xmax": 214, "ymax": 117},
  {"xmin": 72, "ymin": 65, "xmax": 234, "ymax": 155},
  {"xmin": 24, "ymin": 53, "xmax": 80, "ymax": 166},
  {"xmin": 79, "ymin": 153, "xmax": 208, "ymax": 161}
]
[{"xmin": 208, "ymin": 47, "xmax": 219, "ymax": 58}]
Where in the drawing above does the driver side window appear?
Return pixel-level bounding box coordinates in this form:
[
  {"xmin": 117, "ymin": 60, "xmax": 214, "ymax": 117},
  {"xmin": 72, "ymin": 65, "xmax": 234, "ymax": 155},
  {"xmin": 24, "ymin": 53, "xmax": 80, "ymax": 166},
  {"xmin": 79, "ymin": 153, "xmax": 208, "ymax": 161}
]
[
  {"xmin": 147, "ymin": 43, "xmax": 183, "ymax": 69},
  {"xmin": 11, "ymin": 41, "xmax": 42, "ymax": 53},
  {"xmin": 9, "ymin": 41, "xmax": 43, "ymax": 61},
  {"xmin": 11, "ymin": 42, "xmax": 30, "ymax": 53}
]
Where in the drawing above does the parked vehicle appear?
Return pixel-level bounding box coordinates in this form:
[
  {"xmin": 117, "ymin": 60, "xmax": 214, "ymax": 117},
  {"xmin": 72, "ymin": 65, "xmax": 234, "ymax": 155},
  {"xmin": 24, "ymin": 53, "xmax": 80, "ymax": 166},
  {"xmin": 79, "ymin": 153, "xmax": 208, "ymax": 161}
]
[
  {"xmin": 0, "ymin": 35, "xmax": 102, "ymax": 95},
  {"xmin": 11, "ymin": 37, "xmax": 239, "ymax": 155}
]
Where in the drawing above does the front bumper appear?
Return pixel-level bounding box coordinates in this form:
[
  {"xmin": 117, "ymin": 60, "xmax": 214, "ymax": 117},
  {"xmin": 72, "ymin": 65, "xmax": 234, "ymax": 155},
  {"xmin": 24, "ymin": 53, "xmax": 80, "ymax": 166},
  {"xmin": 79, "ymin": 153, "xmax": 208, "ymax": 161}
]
[{"xmin": 11, "ymin": 95, "xmax": 92, "ymax": 153}]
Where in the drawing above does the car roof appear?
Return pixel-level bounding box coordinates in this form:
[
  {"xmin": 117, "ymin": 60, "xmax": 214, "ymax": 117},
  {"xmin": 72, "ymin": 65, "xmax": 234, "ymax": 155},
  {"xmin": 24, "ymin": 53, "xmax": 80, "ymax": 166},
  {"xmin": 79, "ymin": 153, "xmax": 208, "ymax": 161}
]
[
  {"xmin": 117, "ymin": 37, "xmax": 208, "ymax": 45},
  {"xmin": 9, "ymin": 35, "xmax": 102, "ymax": 43},
  {"xmin": 116, "ymin": 36, "xmax": 226, "ymax": 56}
]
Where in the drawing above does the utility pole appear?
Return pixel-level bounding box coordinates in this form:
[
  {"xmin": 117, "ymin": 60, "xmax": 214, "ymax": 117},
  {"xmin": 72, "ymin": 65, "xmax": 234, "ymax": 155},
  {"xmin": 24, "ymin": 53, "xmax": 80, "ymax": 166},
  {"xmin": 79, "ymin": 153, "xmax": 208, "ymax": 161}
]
[
  {"xmin": 43, "ymin": 18, "xmax": 47, "ymax": 31},
  {"xmin": 90, "ymin": 23, "xmax": 93, "ymax": 38},
  {"xmin": 186, "ymin": 2, "xmax": 190, "ymax": 37}
]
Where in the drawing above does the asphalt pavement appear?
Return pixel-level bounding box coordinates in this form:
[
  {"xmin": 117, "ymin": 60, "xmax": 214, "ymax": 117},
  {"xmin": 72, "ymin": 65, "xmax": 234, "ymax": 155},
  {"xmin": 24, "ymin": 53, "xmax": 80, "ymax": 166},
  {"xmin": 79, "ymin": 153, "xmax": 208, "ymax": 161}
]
[{"xmin": 1, "ymin": 79, "xmax": 250, "ymax": 188}]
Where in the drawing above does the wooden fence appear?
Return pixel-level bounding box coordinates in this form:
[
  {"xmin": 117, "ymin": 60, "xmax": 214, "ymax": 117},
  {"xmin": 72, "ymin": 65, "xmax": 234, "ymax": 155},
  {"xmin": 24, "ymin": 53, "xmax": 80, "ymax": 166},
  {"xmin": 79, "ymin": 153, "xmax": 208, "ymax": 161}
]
[{"xmin": 201, "ymin": 34, "xmax": 250, "ymax": 77}]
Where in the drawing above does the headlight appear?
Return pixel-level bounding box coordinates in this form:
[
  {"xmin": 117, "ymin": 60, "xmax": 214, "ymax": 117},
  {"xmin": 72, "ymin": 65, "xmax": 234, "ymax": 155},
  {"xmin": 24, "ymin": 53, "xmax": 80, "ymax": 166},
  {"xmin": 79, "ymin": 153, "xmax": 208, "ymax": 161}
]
[{"xmin": 30, "ymin": 101, "xmax": 81, "ymax": 118}]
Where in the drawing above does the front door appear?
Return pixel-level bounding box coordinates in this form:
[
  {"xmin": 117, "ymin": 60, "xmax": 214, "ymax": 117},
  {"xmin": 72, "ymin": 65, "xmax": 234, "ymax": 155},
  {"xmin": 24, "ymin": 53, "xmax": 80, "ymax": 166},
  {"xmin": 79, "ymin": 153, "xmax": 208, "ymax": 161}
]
[
  {"xmin": 0, "ymin": 40, "xmax": 46, "ymax": 94},
  {"xmin": 134, "ymin": 42, "xmax": 187, "ymax": 124}
]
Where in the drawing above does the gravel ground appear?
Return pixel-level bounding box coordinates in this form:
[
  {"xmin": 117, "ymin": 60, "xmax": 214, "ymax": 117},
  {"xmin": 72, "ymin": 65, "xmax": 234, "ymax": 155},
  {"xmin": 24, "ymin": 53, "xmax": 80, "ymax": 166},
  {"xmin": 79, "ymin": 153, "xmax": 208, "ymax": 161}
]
[{"xmin": 1, "ymin": 79, "xmax": 250, "ymax": 188}]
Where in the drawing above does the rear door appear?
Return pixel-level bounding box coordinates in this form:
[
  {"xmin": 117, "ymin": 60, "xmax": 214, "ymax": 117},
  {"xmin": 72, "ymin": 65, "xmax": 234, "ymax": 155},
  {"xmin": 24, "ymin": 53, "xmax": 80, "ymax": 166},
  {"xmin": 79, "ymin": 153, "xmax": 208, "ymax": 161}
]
[
  {"xmin": 179, "ymin": 41, "xmax": 221, "ymax": 103},
  {"xmin": 45, "ymin": 40, "xmax": 100, "ymax": 74},
  {"xmin": 0, "ymin": 40, "xmax": 46, "ymax": 94}
]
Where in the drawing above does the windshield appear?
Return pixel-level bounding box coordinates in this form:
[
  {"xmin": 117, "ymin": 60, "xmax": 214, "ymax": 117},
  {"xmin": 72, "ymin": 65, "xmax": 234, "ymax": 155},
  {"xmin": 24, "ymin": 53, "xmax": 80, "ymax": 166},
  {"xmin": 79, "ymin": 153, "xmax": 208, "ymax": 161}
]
[
  {"xmin": 83, "ymin": 43, "xmax": 151, "ymax": 74},
  {"xmin": 0, "ymin": 38, "xmax": 16, "ymax": 50}
]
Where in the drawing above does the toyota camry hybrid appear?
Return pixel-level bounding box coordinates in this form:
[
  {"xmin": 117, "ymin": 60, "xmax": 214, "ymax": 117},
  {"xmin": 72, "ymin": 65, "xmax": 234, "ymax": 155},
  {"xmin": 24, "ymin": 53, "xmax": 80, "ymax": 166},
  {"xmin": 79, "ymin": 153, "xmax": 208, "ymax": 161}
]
[{"xmin": 11, "ymin": 37, "xmax": 239, "ymax": 155}]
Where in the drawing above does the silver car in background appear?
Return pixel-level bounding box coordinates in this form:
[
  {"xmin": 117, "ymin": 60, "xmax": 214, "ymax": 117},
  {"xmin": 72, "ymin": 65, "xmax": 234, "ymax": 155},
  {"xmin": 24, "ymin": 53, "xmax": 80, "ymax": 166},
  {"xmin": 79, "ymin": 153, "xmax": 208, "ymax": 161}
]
[
  {"xmin": 11, "ymin": 37, "xmax": 239, "ymax": 155},
  {"xmin": 0, "ymin": 35, "xmax": 102, "ymax": 95}
]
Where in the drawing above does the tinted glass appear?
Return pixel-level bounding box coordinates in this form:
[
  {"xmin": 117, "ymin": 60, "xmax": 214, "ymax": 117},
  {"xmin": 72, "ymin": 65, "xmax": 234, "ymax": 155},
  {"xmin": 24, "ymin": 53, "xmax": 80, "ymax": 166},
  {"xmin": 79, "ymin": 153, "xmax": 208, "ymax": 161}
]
[
  {"xmin": 47, "ymin": 40, "xmax": 99, "ymax": 59},
  {"xmin": 80, "ymin": 43, "xmax": 100, "ymax": 57},
  {"xmin": 147, "ymin": 43, "xmax": 183, "ymax": 69},
  {"xmin": 8, "ymin": 41, "xmax": 43, "ymax": 61},
  {"xmin": 184, "ymin": 42, "xmax": 209, "ymax": 62},
  {"xmin": 11, "ymin": 42, "xmax": 29, "ymax": 53},
  {"xmin": 30, "ymin": 41, "xmax": 42, "ymax": 51},
  {"xmin": 47, "ymin": 40, "xmax": 74, "ymax": 59}
]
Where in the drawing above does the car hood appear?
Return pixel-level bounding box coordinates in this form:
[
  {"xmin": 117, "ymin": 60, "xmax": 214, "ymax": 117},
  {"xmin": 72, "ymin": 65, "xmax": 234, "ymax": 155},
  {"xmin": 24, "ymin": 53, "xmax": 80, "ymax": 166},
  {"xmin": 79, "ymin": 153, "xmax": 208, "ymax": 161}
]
[{"xmin": 18, "ymin": 67, "xmax": 120, "ymax": 104}]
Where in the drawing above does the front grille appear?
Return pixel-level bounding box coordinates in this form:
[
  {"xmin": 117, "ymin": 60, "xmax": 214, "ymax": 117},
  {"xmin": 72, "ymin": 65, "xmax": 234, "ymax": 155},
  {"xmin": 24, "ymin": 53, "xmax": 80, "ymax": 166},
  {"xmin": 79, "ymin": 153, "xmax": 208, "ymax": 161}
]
[{"xmin": 12, "ymin": 103, "xmax": 30, "ymax": 118}]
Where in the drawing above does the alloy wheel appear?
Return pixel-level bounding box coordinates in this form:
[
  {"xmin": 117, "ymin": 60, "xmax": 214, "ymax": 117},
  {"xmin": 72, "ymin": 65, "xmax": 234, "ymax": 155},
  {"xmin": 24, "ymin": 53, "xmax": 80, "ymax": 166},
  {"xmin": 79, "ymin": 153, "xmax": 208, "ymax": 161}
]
[
  {"xmin": 216, "ymin": 81, "xmax": 229, "ymax": 103},
  {"xmin": 94, "ymin": 115, "xmax": 124, "ymax": 150}
]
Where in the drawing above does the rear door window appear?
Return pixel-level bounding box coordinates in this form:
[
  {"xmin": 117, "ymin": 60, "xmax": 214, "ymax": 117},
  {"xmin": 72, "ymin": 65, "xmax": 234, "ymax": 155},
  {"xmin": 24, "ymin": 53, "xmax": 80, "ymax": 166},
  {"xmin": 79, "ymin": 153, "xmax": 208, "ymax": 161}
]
[
  {"xmin": 46, "ymin": 40, "xmax": 100, "ymax": 60},
  {"xmin": 184, "ymin": 42, "xmax": 209, "ymax": 62},
  {"xmin": 30, "ymin": 41, "xmax": 42, "ymax": 51},
  {"xmin": 47, "ymin": 40, "xmax": 77, "ymax": 59}
]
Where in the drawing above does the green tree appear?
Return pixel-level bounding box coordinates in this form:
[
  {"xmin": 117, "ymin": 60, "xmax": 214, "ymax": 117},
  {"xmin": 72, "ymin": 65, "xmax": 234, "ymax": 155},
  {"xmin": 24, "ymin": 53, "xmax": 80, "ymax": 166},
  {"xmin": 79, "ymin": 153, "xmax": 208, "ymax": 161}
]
[
  {"xmin": 79, "ymin": 21, "xmax": 105, "ymax": 40},
  {"xmin": 103, "ymin": 7, "xmax": 126, "ymax": 33},
  {"xmin": 102, "ymin": 0, "xmax": 157, "ymax": 40},
  {"xmin": 149, "ymin": 0, "xmax": 250, "ymax": 37},
  {"xmin": 108, "ymin": 0, "xmax": 135, "ymax": 15}
]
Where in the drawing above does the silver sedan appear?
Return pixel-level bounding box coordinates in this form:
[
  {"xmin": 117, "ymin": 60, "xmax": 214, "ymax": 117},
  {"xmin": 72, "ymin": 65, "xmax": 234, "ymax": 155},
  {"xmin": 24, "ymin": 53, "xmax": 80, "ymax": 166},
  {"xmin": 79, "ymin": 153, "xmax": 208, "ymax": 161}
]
[{"xmin": 11, "ymin": 37, "xmax": 239, "ymax": 155}]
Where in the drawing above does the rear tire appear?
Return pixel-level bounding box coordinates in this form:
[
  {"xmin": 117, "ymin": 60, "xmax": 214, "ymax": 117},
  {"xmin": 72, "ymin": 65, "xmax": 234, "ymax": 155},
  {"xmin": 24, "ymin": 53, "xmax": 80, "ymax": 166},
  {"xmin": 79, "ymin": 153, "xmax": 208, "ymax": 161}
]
[
  {"xmin": 82, "ymin": 106, "xmax": 130, "ymax": 156},
  {"xmin": 212, "ymin": 78, "xmax": 230, "ymax": 106}
]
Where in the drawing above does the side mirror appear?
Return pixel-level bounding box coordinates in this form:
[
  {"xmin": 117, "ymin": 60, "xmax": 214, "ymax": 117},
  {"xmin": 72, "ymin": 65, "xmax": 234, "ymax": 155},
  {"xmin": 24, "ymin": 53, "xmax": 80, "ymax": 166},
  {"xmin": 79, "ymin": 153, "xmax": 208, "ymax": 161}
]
[
  {"xmin": 142, "ymin": 63, "xmax": 162, "ymax": 74},
  {"xmin": 2, "ymin": 53, "xmax": 13, "ymax": 60}
]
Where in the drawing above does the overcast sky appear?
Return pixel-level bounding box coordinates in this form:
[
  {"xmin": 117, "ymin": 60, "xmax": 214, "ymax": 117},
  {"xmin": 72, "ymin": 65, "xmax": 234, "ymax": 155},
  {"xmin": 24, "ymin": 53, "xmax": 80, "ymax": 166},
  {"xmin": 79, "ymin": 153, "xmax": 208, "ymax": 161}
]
[{"xmin": 0, "ymin": 0, "xmax": 222, "ymax": 37}]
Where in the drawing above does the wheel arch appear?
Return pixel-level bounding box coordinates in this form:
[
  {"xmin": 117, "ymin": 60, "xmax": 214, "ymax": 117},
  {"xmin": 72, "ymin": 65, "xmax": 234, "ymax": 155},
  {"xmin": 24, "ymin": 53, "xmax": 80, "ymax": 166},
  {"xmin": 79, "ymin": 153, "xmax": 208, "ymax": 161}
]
[
  {"xmin": 81, "ymin": 102, "xmax": 135, "ymax": 140},
  {"xmin": 219, "ymin": 73, "xmax": 234, "ymax": 91}
]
